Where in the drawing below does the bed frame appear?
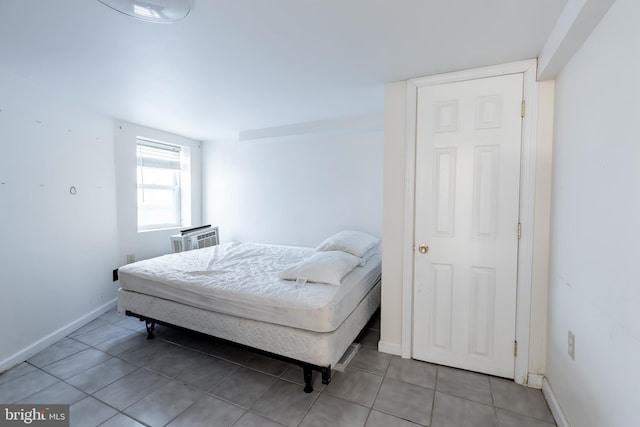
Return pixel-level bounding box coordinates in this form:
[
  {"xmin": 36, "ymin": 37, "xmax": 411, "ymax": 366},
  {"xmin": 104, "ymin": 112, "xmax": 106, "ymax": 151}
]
[
  {"xmin": 126, "ymin": 311, "xmax": 331, "ymax": 392},
  {"xmin": 117, "ymin": 278, "xmax": 380, "ymax": 393}
]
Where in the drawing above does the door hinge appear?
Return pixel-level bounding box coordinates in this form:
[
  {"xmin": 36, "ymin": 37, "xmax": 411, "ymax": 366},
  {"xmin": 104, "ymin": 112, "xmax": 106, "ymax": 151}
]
[
  {"xmin": 514, "ymin": 340, "xmax": 518, "ymax": 357},
  {"xmin": 521, "ymin": 100, "xmax": 526, "ymax": 118},
  {"xmin": 517, "ymin": 223, "xmax": 522, "ymax": 239}
]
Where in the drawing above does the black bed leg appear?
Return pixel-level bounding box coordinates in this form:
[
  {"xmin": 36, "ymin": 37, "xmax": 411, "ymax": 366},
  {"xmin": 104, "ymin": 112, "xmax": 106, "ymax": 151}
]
[
  {"xmin": 145, "ymin": 320, "xmax": 155, "ymax": 339},
  {"xmin": 321, "ymin": 367, "xmax": 331, "ymax": 385},
  {"xmin": 303, "ymin": 366, "xmax": 313, "ymax": 393}
]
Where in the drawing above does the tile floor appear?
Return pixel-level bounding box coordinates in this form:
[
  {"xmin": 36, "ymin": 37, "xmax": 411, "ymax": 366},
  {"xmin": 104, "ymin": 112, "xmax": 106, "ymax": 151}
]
[{"xmin": 0, "ymin": 309, "xmax": 557, "ymax": 427}]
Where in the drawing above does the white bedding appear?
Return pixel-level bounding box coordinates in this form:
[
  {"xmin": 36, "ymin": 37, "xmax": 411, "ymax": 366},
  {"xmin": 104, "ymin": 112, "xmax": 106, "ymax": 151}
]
[{"xmin": 118, "ymin": 242, "xmax": 381, "ymax": 333}]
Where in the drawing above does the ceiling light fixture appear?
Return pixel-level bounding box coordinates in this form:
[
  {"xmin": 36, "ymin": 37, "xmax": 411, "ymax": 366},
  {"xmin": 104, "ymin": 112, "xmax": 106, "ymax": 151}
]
[{"xmin": 97, "ymin": 0, "xmax": 192, "ymax": 23}]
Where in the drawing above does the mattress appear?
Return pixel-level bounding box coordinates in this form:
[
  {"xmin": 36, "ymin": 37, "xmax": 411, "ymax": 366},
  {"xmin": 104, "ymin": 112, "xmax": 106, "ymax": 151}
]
[
  {"xmin": 118, "ymin": 280, "xmax": 381, "ymax": 367},
  {"xmin": 118, "ymin": 242, "xmax": 381, "ymax": 333}
]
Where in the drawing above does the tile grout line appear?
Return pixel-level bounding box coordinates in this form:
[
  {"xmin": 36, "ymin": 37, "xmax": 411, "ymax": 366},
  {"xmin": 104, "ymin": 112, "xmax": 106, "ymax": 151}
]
[
  {"xmin": 359, "ymin": 354, "xmax": 384, "ymax": 427},
  {"xmin": 7, "ymin": 309, "xmax": 557, "ymax": 427},
  {"xmin": 22, "ymin": 361, "xmax": 150, "ymax": 427},
  {"xmin": 366, "ymin": 358, "xmax": 390, "ymax": 424},
  {"xmin": 293, "ymin": 386, "xmax": 321, "ymax": 427},
  {"xmin": 429, "ymin": 364, "xmax": 439, "ymax": 427},
  {"xmin": 70, "ymin": 312, "xmax": 320, "ymax": 425}
]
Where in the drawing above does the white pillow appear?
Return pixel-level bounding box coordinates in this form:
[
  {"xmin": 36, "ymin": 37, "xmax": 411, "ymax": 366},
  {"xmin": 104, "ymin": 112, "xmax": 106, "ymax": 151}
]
[
  {"xmin": 358, "ymin": 246, "xmax": 380, "ymax": 266},
  {"xmin": 278, "ymin": 251, "xmax": 362, "ymax": 286},
  {"xmin": 316, "ymin": 230, "xmax": 380, "ymax": 258}
]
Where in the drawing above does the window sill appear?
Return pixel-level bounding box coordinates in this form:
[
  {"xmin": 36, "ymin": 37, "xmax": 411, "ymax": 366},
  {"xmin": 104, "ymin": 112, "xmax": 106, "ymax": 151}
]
[{"xmin": 137, "ymin": 226, "xmax": 185, "ymax": 234}]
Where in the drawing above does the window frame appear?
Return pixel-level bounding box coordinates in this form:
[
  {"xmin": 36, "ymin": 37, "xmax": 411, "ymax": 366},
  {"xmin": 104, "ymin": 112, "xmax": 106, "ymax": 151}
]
[{"xmin": 136, "ymin": 138, "xmax": 184, "ymax": 231}]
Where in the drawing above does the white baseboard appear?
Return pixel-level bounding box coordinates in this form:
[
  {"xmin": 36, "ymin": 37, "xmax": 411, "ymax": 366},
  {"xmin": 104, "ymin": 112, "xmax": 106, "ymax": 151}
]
[
  {"xmin": 377, "ymin": 340, "xmax": 402, "ymax": 356},
  {"xmin": 527, "ymin": 373, "xmax": 544, "ymax": 389},
  {"xmin": 0, "ymin": 299, "xmax": 117, "ymax": 373},
  {"xmin": 542, "ymin": 377, "xmax": 570, "ymax": 427}
]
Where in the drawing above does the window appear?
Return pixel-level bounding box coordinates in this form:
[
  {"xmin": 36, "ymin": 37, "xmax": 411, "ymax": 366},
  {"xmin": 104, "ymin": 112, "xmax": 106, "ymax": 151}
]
[{"xmin": 136, "ymin": 138, "xmax": 189, "ymax": 231}]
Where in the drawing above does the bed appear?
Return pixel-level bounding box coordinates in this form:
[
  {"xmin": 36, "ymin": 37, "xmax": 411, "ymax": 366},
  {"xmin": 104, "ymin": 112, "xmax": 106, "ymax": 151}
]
[{"xmin": 116, "ymin": 231, "xmax": 381, "ymax": 393}]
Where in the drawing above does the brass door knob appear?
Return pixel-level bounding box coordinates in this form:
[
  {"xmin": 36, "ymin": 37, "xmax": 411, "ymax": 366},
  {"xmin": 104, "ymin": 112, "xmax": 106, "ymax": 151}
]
[{"xmin": 418, "ymin": 244, "xmax": 429, "ymax": 254}]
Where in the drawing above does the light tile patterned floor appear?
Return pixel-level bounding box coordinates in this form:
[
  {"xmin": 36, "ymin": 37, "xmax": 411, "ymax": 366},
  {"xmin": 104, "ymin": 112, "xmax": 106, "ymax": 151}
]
[{"xmin": 0, "ymin": 309, "xmax": 557, "ymax": 427}]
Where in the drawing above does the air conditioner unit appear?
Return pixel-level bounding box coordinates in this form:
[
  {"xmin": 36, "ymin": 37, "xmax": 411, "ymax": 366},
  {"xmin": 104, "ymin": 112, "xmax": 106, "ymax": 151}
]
[{"xmin": 171, "ymin": 226, "xmax": 219, "ymax": 253}]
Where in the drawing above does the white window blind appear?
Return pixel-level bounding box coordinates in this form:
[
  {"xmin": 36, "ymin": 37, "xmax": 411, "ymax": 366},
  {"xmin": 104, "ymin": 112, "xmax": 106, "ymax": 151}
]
[{"xmin": 136, "ymin": 139, "xmax": 183, "ymax": 230}]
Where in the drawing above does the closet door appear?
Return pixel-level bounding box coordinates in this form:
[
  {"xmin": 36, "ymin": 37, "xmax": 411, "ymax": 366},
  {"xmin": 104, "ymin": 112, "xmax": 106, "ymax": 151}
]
[{"xmin": 412, "ymin": 73, "xmax": 523, "ymax": 378}]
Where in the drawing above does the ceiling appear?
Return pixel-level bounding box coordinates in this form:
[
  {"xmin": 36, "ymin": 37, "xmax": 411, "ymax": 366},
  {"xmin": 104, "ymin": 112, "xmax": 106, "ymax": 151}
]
[{"xmin": 0, "ymin": 0, "xmax": 567, "ymax": 141}]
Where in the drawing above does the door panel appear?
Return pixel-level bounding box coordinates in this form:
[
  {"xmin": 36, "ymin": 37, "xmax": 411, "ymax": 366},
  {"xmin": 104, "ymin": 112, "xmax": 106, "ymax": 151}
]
[{"xmin": 412, "ymin": 73, "xmax": 523, "ymax": 378}]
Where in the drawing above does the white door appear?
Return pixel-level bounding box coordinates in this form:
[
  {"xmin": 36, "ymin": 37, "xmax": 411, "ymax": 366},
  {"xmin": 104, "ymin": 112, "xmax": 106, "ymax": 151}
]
[{"xmin": 412, "ymin": 73, "xmax": 523, "ymax": 378}]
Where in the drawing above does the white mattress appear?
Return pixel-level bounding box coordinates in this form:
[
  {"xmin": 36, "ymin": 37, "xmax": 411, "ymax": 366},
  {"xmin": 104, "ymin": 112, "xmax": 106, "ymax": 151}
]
[
  {"xmin": 118, "ymin": 242, "xmax": 381, "ymax": 333},
  {"xmin": 117, "ymin": 281, "xmax": 381, "ymax": 367}
]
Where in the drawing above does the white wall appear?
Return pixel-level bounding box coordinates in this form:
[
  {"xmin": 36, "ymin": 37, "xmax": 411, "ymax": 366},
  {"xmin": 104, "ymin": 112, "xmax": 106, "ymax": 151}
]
[
  {"xmin": 529, "ymin": 80, "xmax": 555, "ymax": 383},
  {"xmin": 379, "ymin": 81, "xmax": 407, "ymax": 355},
  {"xmin": 546, "ymin": 0, "xmax": 640, "ymax": 425},
  {"xmin": 202, "ymin": 125, "xmax": 383, "ymax": 247},
  {"xmin": 0, "ymin": 69, "xmax": 119, "ymax": 370},
  {"xmin": 114, "ymin": 121, "xmax": 202, "ymax": 262}
]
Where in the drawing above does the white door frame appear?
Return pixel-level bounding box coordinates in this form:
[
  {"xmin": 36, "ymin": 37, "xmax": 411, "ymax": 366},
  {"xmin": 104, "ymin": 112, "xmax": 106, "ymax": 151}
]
[{"xmin": 401, "ymin": 59, "xmax": 538, "ymax": 385}]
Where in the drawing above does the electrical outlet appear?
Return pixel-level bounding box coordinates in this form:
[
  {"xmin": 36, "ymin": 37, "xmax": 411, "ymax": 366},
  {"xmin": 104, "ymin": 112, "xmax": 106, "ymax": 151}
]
[
  {"xmin": 568, "ymin": 330, "xmax": 575, "ymax": 360},
  {"xmin": 126, "ymin": 254, "xmax": 135, "ymax": 264}
]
